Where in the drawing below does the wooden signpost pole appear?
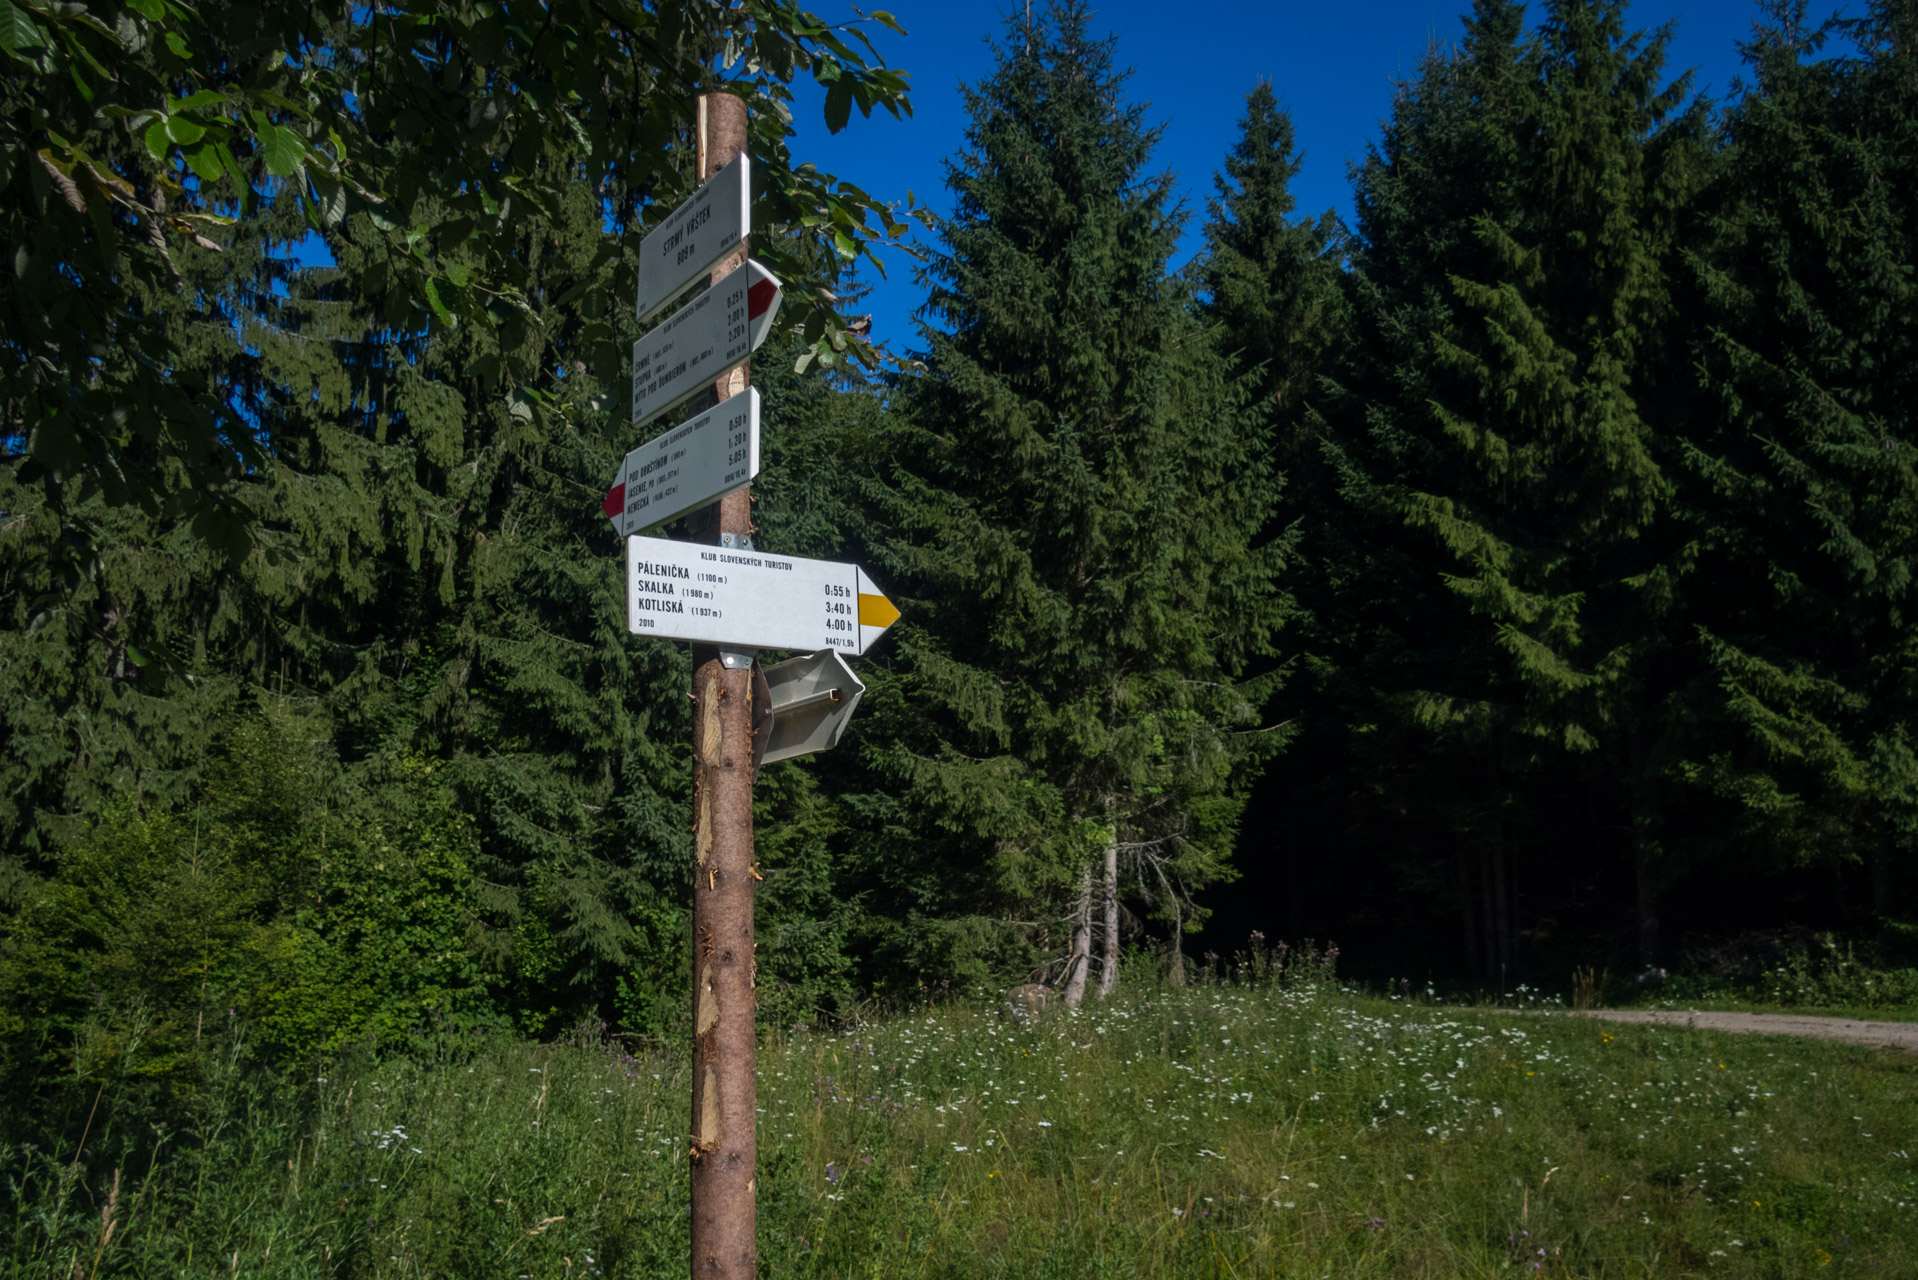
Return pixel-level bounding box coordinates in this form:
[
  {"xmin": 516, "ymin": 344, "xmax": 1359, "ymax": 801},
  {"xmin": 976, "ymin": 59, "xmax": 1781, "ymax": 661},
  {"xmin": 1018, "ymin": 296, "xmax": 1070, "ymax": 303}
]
[{"xmin": 687, "ymin": 91, "xmax": 757, "ymax": 1280}]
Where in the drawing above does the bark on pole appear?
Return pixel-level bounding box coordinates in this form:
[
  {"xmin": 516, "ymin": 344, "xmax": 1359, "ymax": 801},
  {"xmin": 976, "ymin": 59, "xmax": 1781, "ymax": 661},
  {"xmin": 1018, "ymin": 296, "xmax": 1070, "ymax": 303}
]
[{"xmin": 688, "ymin": 91, "xmax": 757, "ymax": 1280}]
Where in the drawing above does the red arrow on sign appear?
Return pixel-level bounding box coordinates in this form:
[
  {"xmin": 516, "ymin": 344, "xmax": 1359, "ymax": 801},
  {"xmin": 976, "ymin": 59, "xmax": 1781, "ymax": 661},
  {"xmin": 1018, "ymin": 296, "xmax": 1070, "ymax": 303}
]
[
  {"xmin": 748, "ymin": 273, "xmax": 779, "ymax": 327},
  {"xmin": 743, "ymin": 259, "xmax": 782, "ymax": 351}
]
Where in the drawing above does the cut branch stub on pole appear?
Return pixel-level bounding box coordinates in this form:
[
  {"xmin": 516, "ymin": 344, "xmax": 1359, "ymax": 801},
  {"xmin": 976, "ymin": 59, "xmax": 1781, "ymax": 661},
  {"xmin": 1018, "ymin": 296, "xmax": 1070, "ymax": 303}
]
[{"xmin": 687, "ymin": 90, "xmax": 757, "ymax": 1280}]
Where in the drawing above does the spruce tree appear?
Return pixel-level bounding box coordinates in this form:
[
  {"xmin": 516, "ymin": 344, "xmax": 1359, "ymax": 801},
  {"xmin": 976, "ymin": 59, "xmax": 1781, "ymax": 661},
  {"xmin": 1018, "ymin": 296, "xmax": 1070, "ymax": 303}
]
[
  {"xmin": 861, "ymin": 0, "xmax": 1290, "ymax": 999},
  {"xmin": 1420, "ymin": 0, "xmax": 1707, "ymax": 967},
  {"xmin": 1197, "ymin": 82, "xmax": 1348, "ymax": 434},
  {"xmin": 1679, "ymin": 0, "xmax": 1918, "ymax": 924},
  {"xmin": 1303, "ymin": 0, "xmax": 1539, "ymax": 976},
  {"xmin": 1191, "ymin": 81, "xmax": 1347, "ymax": 960},
  {"xmin": 1313, "ymin": 0, "xmax": 1708, "ymax": 971}
]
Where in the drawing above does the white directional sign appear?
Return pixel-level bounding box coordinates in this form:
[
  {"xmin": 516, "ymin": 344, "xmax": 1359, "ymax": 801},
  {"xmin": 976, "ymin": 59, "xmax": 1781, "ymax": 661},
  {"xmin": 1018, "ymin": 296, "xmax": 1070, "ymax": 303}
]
[
  {"xmin": 631, "ymin": 260, "xmax": 782, "ymax": 428},
  {"xmin": 603, "ymin": 390, "xmax": 759, "ymax": 535},
  {"xmin": 626, "ymin": 534, "xmax": 900, "ymax": 656},
  {"xmin": 635, "ymin": 153, "xmax": 750, "ymax": 323}
]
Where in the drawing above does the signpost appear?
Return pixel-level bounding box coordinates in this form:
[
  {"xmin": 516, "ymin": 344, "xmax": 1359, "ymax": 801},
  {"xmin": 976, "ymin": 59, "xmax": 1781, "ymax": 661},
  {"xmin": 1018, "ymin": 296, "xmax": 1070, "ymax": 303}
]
[
  {"xmin": 603, "ymin": 389, "xmax": 760, "ymax": 536},
  {"xmin": 630, "ymin": 258, "xmax": 781, "ymax": 429},
  {"xmin": 625, "ymin": 534, "xmax": 900, "ymax": 656},
  {"xmin": 635, "ymin": 152, "xmax": 749, "ymax": 323},
  {"xmin": 609, "ymin": 90, "xmax": 896, "ymax": 1280}
]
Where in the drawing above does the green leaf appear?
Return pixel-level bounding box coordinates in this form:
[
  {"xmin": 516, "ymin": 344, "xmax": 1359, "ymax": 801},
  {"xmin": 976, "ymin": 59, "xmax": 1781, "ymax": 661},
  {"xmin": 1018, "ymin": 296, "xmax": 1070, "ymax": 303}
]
[
  {"xmin": 310, "ymin": 172, "xmax": 346, "ymax": 226},
  {"xmin": 442, "ymin": 261, "xmax": 470, "ymax": 287},
  {"xmin": 143, "ymin": 120, "xmax": 170, "ymax": 159},
  {"xmin": 824, "ymin": 78, "xmax": 853, "ymax": 135},
  {"xmin": 165, "ymin": 116, "xmax": 207, "ymax": 146},
  {"xmin": 184, "ymin": 143, "xmax": 223, "ymax": 182},
  {"xmin": 870, "ymin": 9, "xmax": 907, "ymax": 34},
  {"xmin": 163, "ymin": 29, "xmax": 189, "ymax": 58},
  {"xmin": 216, "ymin": 142, "xmax": 250, "ymax": 211},
  {"xmin": 422, "ymin": 276, "xmax": 456, "ymax": 328},
  {"xmin": 259, "ymin": 125, "xmax": 304, "ymax": 177},
  {"xmin": 0, "ymin": 0, "xmax": 47, "ymax": 56},
  {"xmin": 125, "ymin": 0, "xmax": 163, "ymax": 18}
]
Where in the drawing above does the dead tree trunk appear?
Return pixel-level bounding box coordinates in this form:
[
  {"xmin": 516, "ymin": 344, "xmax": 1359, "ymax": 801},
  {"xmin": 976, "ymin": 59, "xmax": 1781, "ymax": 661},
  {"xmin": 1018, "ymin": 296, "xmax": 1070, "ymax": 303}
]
[
  {"xmin": 1063, "ymin": 864, "xmax": 1092, "ymax": 1008},
  {"xmin": 1167, "ymin": 896, "xmax": 1186, "ymax": 987},
  {"xmin": 1097, "ymin": 843, "xmax": 1118, "ymax": 998}
]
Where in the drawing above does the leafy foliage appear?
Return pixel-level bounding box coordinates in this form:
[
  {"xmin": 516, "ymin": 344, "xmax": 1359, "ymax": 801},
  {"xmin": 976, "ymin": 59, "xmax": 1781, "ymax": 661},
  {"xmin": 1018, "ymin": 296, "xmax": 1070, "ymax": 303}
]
[
  {"xmin": 5, "ymin": 0, "xmax": 1918, "ymax": 1089},
  {"xmin": 1, "ymin": 0, "xmax": 922, "ymax": 559},
  {"xmin": 0, "ymin": 706, "xmax": 497, "ymax": 1089}
]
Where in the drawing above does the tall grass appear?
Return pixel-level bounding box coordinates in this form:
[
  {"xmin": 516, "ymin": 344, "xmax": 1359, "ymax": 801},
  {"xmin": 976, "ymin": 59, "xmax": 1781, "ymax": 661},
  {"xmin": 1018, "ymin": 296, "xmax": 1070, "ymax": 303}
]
[{"xmin": 6, "ymin": 970, "xmax": 1915, "ymax": 1277}]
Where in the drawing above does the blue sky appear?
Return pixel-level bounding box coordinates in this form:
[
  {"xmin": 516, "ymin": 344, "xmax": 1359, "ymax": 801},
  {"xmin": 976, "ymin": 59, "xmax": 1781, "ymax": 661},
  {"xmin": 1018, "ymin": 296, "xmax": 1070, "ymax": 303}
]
[{"xmin": 781, "ymin": 0, "xmax": 1844, "ymax": 358}]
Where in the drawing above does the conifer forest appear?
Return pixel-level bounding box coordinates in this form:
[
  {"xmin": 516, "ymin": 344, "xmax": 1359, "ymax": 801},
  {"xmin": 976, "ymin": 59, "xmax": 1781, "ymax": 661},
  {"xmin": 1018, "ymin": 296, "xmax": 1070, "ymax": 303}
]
[{"xmin": 4, "ymin": 0, "xmax": 1918, "ymax": 1105}]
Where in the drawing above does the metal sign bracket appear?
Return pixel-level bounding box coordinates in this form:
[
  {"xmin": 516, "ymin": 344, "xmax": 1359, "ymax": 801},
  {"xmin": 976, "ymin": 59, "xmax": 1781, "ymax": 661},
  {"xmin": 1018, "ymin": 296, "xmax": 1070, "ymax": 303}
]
[{"xmin": 718, "ymin": 531, "xmax": 756, "ymax": 668}]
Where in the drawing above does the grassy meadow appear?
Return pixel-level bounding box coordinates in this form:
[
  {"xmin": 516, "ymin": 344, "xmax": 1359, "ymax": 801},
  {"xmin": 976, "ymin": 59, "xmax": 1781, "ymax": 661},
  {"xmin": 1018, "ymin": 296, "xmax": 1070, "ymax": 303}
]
[{"xmin": 6, "ymin": 970, "xmax": 1916, "ymax": 1278}]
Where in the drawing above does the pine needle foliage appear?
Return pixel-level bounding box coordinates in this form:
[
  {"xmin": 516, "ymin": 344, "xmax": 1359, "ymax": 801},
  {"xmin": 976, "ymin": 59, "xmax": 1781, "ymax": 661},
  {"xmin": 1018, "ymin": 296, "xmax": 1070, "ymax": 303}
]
[{"xmin": 1410, "ymin": 0, "xmax": 1706, "ymax": 757}]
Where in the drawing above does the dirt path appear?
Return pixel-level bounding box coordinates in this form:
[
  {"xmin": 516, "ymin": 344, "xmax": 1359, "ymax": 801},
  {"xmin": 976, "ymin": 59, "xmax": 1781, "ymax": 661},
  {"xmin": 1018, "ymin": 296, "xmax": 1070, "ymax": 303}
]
[{"xmin": 1573, "ymin": 1008, "xmax": 1918, "ymax": 1053}]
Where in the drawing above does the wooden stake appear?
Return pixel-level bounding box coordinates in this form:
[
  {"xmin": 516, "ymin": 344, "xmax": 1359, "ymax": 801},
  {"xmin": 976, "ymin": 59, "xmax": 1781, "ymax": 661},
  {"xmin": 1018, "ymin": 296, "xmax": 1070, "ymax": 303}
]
[{"xmin": 688, "ymin": 91, "xmax": 757, "ymax": 1280}]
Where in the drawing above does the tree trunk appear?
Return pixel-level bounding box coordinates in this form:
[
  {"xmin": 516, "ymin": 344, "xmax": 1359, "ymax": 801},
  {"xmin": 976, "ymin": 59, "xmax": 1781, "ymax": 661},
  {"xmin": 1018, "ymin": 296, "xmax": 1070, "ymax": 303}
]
[
  {"xmin": 1479, "ymin": 847, "xmax": 1498, "ymax": 982},
  {"xmin": 1492, "ymin": 836, "xmax": 1511, "ymax": 979},
  {"xmin": 1062, "ymin": 864, "xmax": 1092, "ymax": 1008},
  {"xmin": 1635, "ymin": 847, "xmax": 1659, "ymax": 970},
  {"xmin": 1167, "ymin": 897, "xmax": 1186, "ymax": 987},
  {"xmin": 1285, "ymin": 818, "xmax": 1302, "ymax": 942},
  {"xmin": 1098, "ymin": 843, "xmax": 1119, "ymax": 997}
]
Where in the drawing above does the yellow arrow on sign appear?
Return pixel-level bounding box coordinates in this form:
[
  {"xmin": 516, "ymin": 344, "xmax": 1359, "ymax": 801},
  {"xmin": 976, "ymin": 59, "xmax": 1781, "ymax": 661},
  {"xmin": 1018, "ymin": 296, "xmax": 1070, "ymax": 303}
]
[{"xmin": 858, "ymin": 592, "xmax": 900, "ymax": 629}]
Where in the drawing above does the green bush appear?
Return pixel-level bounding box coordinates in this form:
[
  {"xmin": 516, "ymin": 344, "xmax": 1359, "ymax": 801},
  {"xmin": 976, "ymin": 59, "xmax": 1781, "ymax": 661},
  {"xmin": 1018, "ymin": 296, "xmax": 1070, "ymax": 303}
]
[
  {"xmin": 0, "ymin": 706, "xmax": 502, "ymax": 1096},
  {"xmin": 1656, "ymin": 931, "xmax": 1918, "ymax": 1013}
]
